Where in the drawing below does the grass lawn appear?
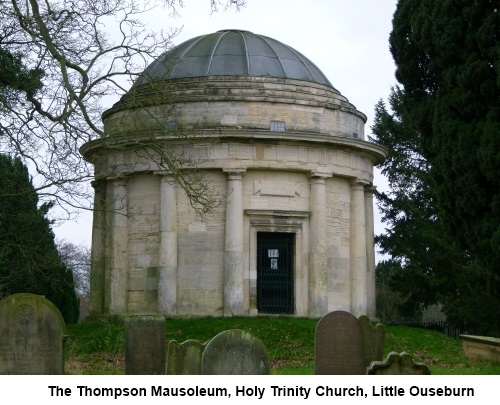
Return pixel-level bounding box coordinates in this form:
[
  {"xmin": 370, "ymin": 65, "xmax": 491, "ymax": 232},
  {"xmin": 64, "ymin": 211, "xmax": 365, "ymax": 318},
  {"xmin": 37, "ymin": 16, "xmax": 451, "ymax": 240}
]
[{"xmin": 64, "ymin": 317, "xmax": 500, "ymax": 375}]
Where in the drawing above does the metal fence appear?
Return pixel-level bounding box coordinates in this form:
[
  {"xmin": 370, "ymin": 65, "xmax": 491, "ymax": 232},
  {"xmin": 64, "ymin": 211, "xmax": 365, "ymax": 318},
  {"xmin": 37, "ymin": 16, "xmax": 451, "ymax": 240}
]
[{"xmin": 386, "ymin": 321, "xmax": 477, "ymax": 339}]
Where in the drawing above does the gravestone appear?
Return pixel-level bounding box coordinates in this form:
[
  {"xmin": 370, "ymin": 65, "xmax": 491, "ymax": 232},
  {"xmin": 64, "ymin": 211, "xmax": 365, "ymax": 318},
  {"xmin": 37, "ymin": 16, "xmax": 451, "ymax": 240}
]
[
  {"xmin": 202, "ymin": 329, "xmax": 270, "ymax": 375},
  {"xmin": 367, "ymin": 352, "xmax": 431, "ymax": 375},
  {"xmin": 166, "ymin": 340, "xmax": 207, "ymax": 374},
  {"xmin": 0, "ymin": 293, "xmax": 66, "ymax": 374},
  {"xmin": 125, "ymin": 316, "xmax": 165, "ymax": 375},
  {"xmin": 315, "ymin": 311, "xmax": 365, "ymax": 374},
  {"xmin": 358, "ymin": 315, "xmax": 385, "ymax": 368}
]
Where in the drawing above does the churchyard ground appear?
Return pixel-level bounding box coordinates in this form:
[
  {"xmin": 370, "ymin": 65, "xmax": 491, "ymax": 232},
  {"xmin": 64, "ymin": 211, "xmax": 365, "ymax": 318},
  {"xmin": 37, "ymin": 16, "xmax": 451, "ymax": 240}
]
[{"xmin": 64, "ymin": 317, "xmax": 500, "ymax": 375}]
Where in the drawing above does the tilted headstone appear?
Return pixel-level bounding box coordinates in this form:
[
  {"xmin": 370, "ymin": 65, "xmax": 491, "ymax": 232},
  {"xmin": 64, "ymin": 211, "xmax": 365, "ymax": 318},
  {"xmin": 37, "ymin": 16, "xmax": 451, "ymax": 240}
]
[
  {"xmin": 315, "ymin": 311, "xmax": 365, "ymax": 374},
  {"xmin": 125, "ymin": 316, "xmax": 165, "ymax": 375},
  {"xmin": 367, "ymin": 352, "xmax": 431, "ymax": 375},
  {"xmin": 202, "ymin": 329, "xmax": 270, "ymax": 375},
  {"xmin": 0, "ymin": 293, "xmax": 66, "ymax": 375},
  {"xmin": 358, "ymin": 315, "xmax": 385, "ymax": 368},
  {"xmin": 166, "ymin": 340, "xmax": 207, "ymax": 375}
]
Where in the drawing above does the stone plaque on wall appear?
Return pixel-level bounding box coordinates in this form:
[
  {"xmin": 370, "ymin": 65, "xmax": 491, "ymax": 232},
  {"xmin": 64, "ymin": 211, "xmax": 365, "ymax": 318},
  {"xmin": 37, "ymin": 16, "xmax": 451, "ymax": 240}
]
[
  {"xmin": 253, "ymin": 180, "xmax": 298, "ymax": 197},
  {"xmin": 315, "ymin": 310, "xmax": 365, "ymax": 374},
  {"xmin": 0, "ymin": 293, "xmax": 66, "ymax": 375}
]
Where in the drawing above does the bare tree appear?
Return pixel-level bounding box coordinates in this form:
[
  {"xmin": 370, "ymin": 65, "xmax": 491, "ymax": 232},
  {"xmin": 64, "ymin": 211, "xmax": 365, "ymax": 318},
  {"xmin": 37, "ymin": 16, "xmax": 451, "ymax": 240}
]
[
  {"xmin": 57, "ymin": 239, "xmax": 91, "ymax": 301},
  {"xmin": 0, "ymin": 0, "xmax": 245, "ymax": 217}
]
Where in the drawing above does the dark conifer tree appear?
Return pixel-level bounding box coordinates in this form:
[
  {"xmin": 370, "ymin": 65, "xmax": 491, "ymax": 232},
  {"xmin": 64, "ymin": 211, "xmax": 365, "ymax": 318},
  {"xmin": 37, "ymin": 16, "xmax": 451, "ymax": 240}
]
[
  {"xmin": 0, "ymin": 47, "xmax": 43, "ymax": 107},
  {"xmin": 0, "ymin": 155, "xmax": 79, "ymax": 323},
  {"xmin": 379, "ymin": 0, "xmax": 500, "ymax": 334},
  {"xmin": 372, "ymin": 89, "xmax": 498, "ymax": 333},
  {"xmin": 391, "ymin": 1, "xmax": 499, "ymax": 266}
]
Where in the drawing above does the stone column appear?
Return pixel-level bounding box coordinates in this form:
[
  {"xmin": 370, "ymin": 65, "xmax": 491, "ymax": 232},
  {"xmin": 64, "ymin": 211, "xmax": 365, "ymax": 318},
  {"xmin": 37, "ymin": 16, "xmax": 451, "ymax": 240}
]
[
  {"xmin": 350, "ymin": 179, "xmax": 368, "ymax": 317},
  {"xmin": 309, "ymin": 174, "xmax": 329, "ymax": 317},
  {"xmin": 365, "ymin": 185, "xmax": 377, "ymax": 318},
  {"xmin": 223, "ymin": 169, "xmax": 245, "ymax": 316},
  {"xmin": 109, "ymin": 178, "xmax": 128, "ymax": 315},
  {"xmin": 90, "ymin": 180, "xmax": 106, "ymax": 316},
  {"xmin": 157, "ymin": 173, "xmax": 178, "ymax": 315}
]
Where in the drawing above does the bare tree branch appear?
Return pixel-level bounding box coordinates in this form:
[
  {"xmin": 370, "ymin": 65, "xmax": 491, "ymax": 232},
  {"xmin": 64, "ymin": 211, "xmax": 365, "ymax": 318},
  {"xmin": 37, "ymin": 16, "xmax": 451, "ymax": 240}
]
[{"xmin": 1, "ymin": 0, "xmax": 244, "ymax": 219}]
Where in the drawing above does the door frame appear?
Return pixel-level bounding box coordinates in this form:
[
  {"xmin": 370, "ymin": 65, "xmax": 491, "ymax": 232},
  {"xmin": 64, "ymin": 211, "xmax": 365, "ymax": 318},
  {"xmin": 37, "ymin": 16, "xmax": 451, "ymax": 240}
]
[{"xmin": 246, "ymin": 210, "xmax": 310, "ymax": 316}]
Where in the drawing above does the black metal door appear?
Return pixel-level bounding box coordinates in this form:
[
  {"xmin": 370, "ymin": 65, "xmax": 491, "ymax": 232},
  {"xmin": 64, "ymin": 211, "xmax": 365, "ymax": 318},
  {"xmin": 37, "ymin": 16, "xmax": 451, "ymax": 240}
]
[{"xmin": 257, "ymin": 232, "xmax": 294, "ymax": 314}]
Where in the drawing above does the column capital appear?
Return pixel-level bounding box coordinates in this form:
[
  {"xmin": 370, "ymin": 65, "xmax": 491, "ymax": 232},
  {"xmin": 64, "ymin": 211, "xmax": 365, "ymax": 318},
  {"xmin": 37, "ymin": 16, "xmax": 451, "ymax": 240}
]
[
  {"xmin": 155, "ymin": 171, "xmax": 176, "ymax": 183},
  {"xmin": 309, "ymin": 171, "xmax": 332, "ymax": 179},
  {"xmin": 154, "ymin": 170, "xmax": 172, "ymax": 176},
  {"xmin": 364, "ymin": 185, "xmax": 377, "ymax": 195},
  {"xmin": 223, "ymin": 168, "xmax": 246, "ymax": 174},
  {"xmin": 223, "ymin": 168, "xmax": 246, "ymax": 180},
  {"xmin": 107, "ymin": 176, "xmax": 129, "ymax": 186},
  {"xmin": 350, "ymin": 178, "xmax": 370, "ymax": 190},
  {"xmin": 91, "ymin": 179, "xmax": 106, "ymax": 190}
]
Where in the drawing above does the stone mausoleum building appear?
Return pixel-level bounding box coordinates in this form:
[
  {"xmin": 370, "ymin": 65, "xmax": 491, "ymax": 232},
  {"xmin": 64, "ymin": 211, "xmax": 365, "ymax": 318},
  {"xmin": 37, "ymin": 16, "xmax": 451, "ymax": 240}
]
[{"xmin": 81, "ymin": 30, "xmax": 387, "ymax": 319}]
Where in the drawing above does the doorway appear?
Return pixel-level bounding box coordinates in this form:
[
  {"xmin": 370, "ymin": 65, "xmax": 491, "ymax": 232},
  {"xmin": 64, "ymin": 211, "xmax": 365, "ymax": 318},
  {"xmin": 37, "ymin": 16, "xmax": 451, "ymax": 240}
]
[{"xmin": 256, "ymin": 232, "xmax": 294, "ymax": 314}]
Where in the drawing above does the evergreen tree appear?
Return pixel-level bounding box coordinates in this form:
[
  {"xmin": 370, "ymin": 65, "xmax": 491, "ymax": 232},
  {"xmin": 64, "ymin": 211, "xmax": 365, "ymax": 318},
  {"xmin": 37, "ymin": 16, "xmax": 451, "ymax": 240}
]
[
  {"xmin": 0, "ymin": 154, "xmax": 79, "ymax": 323},
  {"xmin": 372, "ymin": 89, "xmax": 447, "ymax": 317},
  {"xmin": 372, "ymin": 88, "xmax": 499, "ymax": 333},
  {"xmin": 0, "ymin": 47, "xmax": 43, "ymax": 103},
  {"xmin": 380, "ymin": 1, "xmax": 500, "ymax": 334},
  {"xmin": 390, "ymin": 2, "xmax": 499, "ymax": 268}
]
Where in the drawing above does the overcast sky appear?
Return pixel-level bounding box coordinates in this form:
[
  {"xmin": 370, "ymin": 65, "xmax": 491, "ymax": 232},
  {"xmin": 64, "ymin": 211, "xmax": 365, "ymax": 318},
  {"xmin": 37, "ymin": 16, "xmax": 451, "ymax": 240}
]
[{"xmin": 54, "ymin": 0, "xmax": 398, "ymax": 259}]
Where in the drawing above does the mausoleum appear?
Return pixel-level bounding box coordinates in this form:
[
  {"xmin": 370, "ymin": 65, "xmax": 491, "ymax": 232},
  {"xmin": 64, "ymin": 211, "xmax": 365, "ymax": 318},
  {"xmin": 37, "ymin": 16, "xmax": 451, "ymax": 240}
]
[{"xmin": 81, "ymin": 30, "xmax": 387, "ymax": 319}]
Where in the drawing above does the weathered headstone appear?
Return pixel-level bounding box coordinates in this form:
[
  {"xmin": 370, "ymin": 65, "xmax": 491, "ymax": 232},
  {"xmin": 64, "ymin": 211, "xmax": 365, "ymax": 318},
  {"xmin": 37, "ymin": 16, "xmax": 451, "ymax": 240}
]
[
  {"xmin": 315, "ymin": 311, "xmax": 365, "ymax": 374},
  {"xmin": 358, "ymin": 315, "xmax": 385, "ymax": 368},
  {"xmin": 125, "ymin": 316, "xmax": 165, "ymax": 375},
  {"xmin": 367, "ymin": 352, "xmax": 431, "ymax": 375},
  {"xmin": 166, "ymin": 340, "xmax": 207, "ymax": 375},
  {"xmin": 0, "ymin": 293, "xmax": 66, "ymax": 375},
  {"xmin": 202, "ymin": 329, "xmax": 270, "ymax": 375}
]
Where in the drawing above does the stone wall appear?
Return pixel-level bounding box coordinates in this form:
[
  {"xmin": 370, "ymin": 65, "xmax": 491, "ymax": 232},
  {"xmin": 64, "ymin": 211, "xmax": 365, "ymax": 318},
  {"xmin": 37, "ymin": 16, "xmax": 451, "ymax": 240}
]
[
  {"xmin": 176, "ymin": 170, "xmax": 226, "ymax": 315},
  {"xmin": 103, "ymin": 77, "xmax": 366, "ymax": 139}
]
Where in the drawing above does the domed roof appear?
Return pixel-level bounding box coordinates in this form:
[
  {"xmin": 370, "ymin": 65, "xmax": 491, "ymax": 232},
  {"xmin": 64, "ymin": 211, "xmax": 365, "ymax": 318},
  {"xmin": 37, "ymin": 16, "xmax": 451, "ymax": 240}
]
[{"xmin": 135, "ymin": 29, "xmax": 335, "ymax": 88}]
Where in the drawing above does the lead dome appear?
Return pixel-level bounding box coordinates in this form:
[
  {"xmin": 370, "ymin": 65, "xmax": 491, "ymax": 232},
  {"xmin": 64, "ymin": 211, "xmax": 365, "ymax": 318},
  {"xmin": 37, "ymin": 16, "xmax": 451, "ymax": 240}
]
[{"xmin": 134, "ymin": 29, "xmax": 334, "ymax": 88}]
